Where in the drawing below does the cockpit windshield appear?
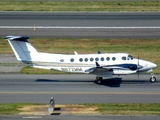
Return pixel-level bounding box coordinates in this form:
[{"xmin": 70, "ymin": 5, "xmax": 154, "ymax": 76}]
[{"xmin": 128, "ymin": 55, "xmax": 133, "ymax": 60}]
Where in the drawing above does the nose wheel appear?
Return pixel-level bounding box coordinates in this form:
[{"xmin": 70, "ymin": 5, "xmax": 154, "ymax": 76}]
[{"xmin": 150, "ymin": 73, "xmax": 156, "ymax": 83}]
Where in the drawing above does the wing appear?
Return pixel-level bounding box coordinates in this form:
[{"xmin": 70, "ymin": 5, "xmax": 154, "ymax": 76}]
[{"xmin": 85, "ymin": 62, "xmax": 139, "ymax": 75}]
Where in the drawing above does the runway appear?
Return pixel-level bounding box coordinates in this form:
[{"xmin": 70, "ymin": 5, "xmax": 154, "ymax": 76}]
[
  {"xmin": 0, "ymin": 12, "xmax": 160, "ymax": 38},
  {"xmin": 0, "ymin": 74, "xmax": 160, "ymax": 104}
]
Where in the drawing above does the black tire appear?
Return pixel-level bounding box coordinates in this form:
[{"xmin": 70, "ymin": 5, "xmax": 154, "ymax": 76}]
[
  {"xmin": 97, "ymin": 77, "xmax": 103, "ymax": 84},
  {"xmin": 150, "ymin": 77, "xmax": 156, "ymax": 83},
  {"xmin": 95, "ymin": 77, "xmax": 103, "ymax": 84},
  {"xmin": 97, "ymin": 79, "xmax": 102, "ymax": 84}
]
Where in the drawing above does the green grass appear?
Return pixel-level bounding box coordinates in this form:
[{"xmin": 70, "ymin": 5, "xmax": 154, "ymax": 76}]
[
  {"xmin": 1, "ymin": 38, "xmax": 160, "ymax": 74},
  {"xmin": 0, "ymin": 1, "xmax": 159, "ymax": 11},
  {"xmin": 0, "ymin": 103, "xmax": 36, "ymax": 115},
  {"xmin": 1, "ymin": 103, "xmax": 160, "ymax": 115},
  {"xmin": 94, "ymin": 103, "xmax": 160, "ymax": 115}
]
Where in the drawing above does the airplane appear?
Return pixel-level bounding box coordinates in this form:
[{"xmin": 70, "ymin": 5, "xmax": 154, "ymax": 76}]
[{"xmin": 4, "ymin": 35, "xmax": 157, "ymax": 84}]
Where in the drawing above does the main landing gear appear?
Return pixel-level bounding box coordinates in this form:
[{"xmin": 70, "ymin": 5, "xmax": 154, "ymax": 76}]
[
  {"xmin": 95, "ymin": 77, "xmax": 103, "ymax": 84},
  {"xmin": 95, "ymin": 74, "xmax": 157, "ymax": 84},
  {"xmin": 150, "ymin": 73, "xmax": 156, "ymax": 83}
]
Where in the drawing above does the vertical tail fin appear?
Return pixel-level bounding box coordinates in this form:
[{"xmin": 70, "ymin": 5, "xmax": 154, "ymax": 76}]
[{"xmin": 4, "ymin": 35, "xmax": 38, "ymax": 63}]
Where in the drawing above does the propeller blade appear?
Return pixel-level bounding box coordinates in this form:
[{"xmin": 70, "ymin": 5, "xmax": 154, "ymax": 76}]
[
  {"xmin": 96, "ymin": 62, "xmax": 100, "ymax": 67},
  {"xmin": 137, "ymin": 54, "xmax": 140, "ymax": 78}
]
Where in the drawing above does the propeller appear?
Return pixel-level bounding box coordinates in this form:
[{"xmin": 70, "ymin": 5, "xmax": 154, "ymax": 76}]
[
  {"xmin": 96, "ymin": 62, "xmax": 100, "ymax": 67},
  {"xmin": 137, "ymin": 54, "xmax": 140, "ymax": 78},
  {"xmin": 85, "ymin": 62, "xmax": 100, "ymax": 73},
  {"xmin": 137, "ymin": 55, "xmax": 143, "ymax": 78}
]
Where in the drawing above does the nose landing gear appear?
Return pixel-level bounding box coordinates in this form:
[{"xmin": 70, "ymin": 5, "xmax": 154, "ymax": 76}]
[{"xmin": 150, "ymin": 73, "xmax": 156, "ymax": 83}]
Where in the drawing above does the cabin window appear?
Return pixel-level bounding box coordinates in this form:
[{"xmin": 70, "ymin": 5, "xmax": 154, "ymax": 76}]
[
  {"xmin": 101, "ymin": 57, "xmax": 104, "ymax": 61},
  {"xmin": 106, "ymin": 57, "xmax": 110, "ymax": 61},
  {"xmin": 122, "ymin": 56, "xmax": 126, "ymax": 60},
  {"xmin": 112, "ymin": 57, "xmax": 116, "ymax": 61},
  {"xmin": 79, "ymin": 58, "xmax": 83, "ymax": 62},
  {"xmin": 70, "ymin": 58, "xmax": 74, "ymax": 62},
  {"xmin": 60, "ymin": 59, "xmax": 64, "ymax": 62},
  {"xmin": 95, "ymin": 57, "xmax": 99, "ymax": 61},
  {"xmin": 85, "ymin": 58, "xmax": 88, "ymax": 62},
  {"xmin": 90, "ymin": 58, "xmax": 94, "ymax": 62}
]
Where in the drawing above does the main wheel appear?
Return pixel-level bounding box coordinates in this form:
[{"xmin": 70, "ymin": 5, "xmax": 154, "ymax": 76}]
[
  {"xmin": 150, "ymin": 77, "xmax": 156, "ymax": 83},
  {"xmin": 96, "ymin": 77, "xmax": 103, "ymax": 84},
  {"xmin": 97, "ymin": 79, "xmax": 102, "ymax": 84}
]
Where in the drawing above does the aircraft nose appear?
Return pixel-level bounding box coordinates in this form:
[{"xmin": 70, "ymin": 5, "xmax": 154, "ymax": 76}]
[{"xmin": 150, "ymin": 62, "xmax": 157, "ymax": 69}]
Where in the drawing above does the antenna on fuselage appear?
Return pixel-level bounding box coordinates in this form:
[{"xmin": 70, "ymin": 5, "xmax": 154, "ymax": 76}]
[
  {"xmin": 74, "ymin": 51, "xmax": 78, "ymax": 55},
  {"xmin": 98, "ymin": 51, "xmax": 101, "ymax": 54}
]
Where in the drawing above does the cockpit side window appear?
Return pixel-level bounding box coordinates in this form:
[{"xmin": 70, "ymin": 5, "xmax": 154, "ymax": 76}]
[{"xmin": 128, "ymin": 55, "xmax": 133, "ymax": 60}]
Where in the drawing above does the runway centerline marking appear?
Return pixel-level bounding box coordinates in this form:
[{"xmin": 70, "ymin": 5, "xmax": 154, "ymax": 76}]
[
  {"xmin": 0, "ymin": 92, "xmax": 160, "ymax": 95},
  {"xmin": 22, "ymin": 116, "xmax": 42, "ymax": 119},
  {"xmin": 0, "ymin": 26, "xmax": 160, "ymax": 29}
]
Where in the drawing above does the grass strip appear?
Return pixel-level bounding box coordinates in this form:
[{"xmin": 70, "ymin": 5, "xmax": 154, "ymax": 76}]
[
  {"xmin": 88, "ymin": 103, "xmax": 160, "ymax": 115},
  {"xmin": 0, "ymin": 103, "xmax": 160, "ymax": 115},
  {"xmin": 0, "ymin": 103, "xmax": 39, "ymax": 115},
  {"xmin": 0, "ymin": 1, "xmax": 159, "ymax": 12}
]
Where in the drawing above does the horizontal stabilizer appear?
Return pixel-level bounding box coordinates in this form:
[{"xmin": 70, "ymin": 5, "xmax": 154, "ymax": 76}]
[{"xmin": 4, "ymin": 36, "xmax": 29, "ymax": 42}]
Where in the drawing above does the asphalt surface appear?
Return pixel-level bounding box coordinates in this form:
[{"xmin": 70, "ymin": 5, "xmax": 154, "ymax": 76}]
[
  {"xmin": 0, "ymin": 115, "xmax": 159, "ymax": 120},
  {"xmin": 0, "ymin": 12, "xmax": 160, "ymax": 38},
  {"xmin": 0, "ymin": 74, "xmax": 160, "ymax": 104},
  {"xmin": 0, "ymin": 54, "xmax": 25, "ymax": 73},
  {"xmin": 0, "ymin": 74, "xmax": 160, "ymax": 120}
]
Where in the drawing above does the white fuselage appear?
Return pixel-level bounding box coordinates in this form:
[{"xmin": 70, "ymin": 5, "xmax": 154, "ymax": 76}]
[{"xmin": 30, "ymin": 52, "xmax": 156, "ymax": 76}]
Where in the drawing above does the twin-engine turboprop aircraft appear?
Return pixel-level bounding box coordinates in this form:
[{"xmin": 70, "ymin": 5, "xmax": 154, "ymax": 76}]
[{"xmin": 4, "ymin": 35, "xmax": 157, "ymax": 84}]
